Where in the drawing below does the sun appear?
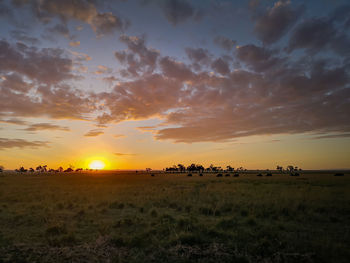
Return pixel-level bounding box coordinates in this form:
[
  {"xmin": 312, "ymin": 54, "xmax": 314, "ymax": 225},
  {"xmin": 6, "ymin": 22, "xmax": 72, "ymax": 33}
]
[{"xmin": 88, "ymin": 160, "xmax": 105, "ymax": 170}]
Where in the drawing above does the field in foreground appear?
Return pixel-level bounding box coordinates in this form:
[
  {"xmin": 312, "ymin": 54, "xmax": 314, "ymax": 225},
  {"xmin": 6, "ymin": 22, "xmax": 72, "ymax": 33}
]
[{"xmin": 0, "ymin": 172, "xmax": 349, "ymax": 263}]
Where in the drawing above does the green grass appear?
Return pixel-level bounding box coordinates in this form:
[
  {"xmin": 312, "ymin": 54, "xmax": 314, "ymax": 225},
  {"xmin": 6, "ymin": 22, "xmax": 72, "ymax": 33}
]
[{"xmin": 0, "ymin": 172, "xmax": 349, "ymax": 262}]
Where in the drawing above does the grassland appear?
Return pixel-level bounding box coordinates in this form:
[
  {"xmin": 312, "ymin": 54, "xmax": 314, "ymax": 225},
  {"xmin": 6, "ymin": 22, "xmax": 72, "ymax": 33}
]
[{"xmin": 0, "ymin": 171, "xmax": 349, "ymax": 262}]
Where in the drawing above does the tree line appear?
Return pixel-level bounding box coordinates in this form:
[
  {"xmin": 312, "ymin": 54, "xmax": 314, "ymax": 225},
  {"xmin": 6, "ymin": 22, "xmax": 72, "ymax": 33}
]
[
  {"xmin": 0, "ymin": 165, "xmax": 90, "ymax": 173},
  {"xmin": 163, "ymin": 164, "xmax": 246, "ymax": 173}
]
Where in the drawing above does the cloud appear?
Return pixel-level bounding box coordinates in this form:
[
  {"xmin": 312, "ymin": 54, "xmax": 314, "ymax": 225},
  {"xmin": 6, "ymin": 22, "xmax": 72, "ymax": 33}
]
[
  {"xmin": 114, "ymin": 134, "xmax": 126, "ymax": 139},
  {"xmin": 0, "ymin": 40, "xmax": 95, "ymax": 120},
  {"xmin": 97, "ymin": 74, "xmax": 183, "ymax": 124},
  {"xmin": 23, "ymin": 123, "xmax": 70, "ymax": 132},
  {"xmin": 159, "ymin": 0, "xmax": 196, "ymax": 25},
  {"xmin": 84, "ymin": 129, "xmax": 104, "ymax": 137},
  {"xmin": 115, "ymin": 35, "xmax": 159, "ymax": 77},
  {"xmin": 213, "ymin": 36, "xmax": 237, "ymax": 51},
  {"xmin": 287, "ymin": 15, "xmax": 350, "ymax": 56},
  {"xmin": 114, "ymin": 152, "xmax": 136, "ymax": 156},
  {"xmin": 69, "ymin": 41, "xmax": 80, "ymax": 47},
  {"xmin": 0, "ymin": 118, "xmax": 29, "ymax": 126},
  {"xmin": 160, "ymin": 56, "xmax": 194, "ymax": 80},
  {"xmin": 0, "ymin": 138, "xmax": 49, "ymax": 150},
  {"xmin": 94, "ymin": 65, "xmax": 112, "ymax": 75},
  {"xmin": 69, "ymin": 50, "xmax": 92, "ymax": 61},
  {"xmin": 211, "ymin": 58, "xmax": 230, "ymax": 75},
  {"xmin": 97, "ymin": 31, "xmax": 350, "ymax": 143},
  {"xmin": 14, "ymin": 0, "xmax": 127, "ymax": 37},
  {"xmin": 45, "ymin": 24, "xmax": 74, "ymax": 40},
  {"xmin": 10, "ymin": 30, "xmax": 40, "ymax": 45},
  {"xmin": 311, "ymin": 133, "xmax": 350, "ymax": 140},
  {"xmin": 236, "ymin": 44, "xmax": 283, "ymax": 72},
  {"xmin": 0, "ymin": 40, "xmax": 75, "ymax": 84},
  {"xmin": 185, "ymin": 47, "xmax": 211, "ymax": 70},
  {"xmin": 253, "ymin": 1, "xmax": 304, "ymax": 44}
]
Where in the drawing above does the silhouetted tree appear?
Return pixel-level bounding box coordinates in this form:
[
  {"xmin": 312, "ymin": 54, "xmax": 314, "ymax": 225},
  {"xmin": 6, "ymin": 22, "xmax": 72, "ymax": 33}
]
[
  {"xmin": 0, "ymin": 165, "xmax": 3, "ymax": 172},
  {"xmin": 17, "ymin": 166, "xmax": 27, "ymax": 173},
  {"xmin": 286, "ymin": 165, "xmax": 295, "ymax": 172},
  {"xmin": 177, "ymin": 164, "xmax": 185, "ymax": 173},
  {"xmin": 226, "ymin": 165, "xmax": 234, "ymax": 172},
  {"xmin": 196, "ymin": 164, "xmax": 204, "ymax": 173},
  {"xmin": 29, "ymin": 167, "xmax": 34, "ymax": 172},
  {"xmin": 276, "ymin": 165, "xmax": 283, "ymax": 173}
]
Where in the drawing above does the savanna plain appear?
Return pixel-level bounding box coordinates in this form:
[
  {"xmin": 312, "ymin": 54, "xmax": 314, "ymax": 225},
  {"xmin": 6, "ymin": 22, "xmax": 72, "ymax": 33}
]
[{"xmin": 0, "ymin": 172, "xmax": 349, "ymax": 263}]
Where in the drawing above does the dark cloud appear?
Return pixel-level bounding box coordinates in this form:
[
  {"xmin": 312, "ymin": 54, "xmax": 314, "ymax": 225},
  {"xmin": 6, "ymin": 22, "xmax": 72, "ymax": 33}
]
[
  {"xmin": 23, "ymin": 123, "xmax": 70, "ymax": 132},
  {"xmin": 213, "ymin": 36, "xmax": 237, "ymax": 51},
  {"xmin": 115, "ymin": 35, "xmax": 159, "ymax": 76},
  {"xmin": 11, "ymin": 0, "xmax": 127, "ymax": 36},
  {"xmin": 160, "ymin": 56, "xmax": 194, "ymax": 80},
  {"xmin": 253, "ymin": 1, "xmax": 304, "ymax": 44},
  {"xmin": 84, "ymin": 129, "xmax": 104, "ymax": 137},
  {"xmin": 185, "ymin": 48, "xmax": 210, "ymax": 63},
  {"xmin": 236, "ymin": 44, "xmax": 284, "ymax": 72},
  {"xmin": 185, "ymin": 47, "xmax": 211, "ymax": 70},
  {"xmin": 160, "ymin": 0, "xmax": 195, "ymax": 25},
  {"xmin": 44, "ymin": 23, "xmax": 74, "ymax": 40},
  {"xmin": 287, "ymin": 10, "xmax": 350, "ymax": 56},
  {"xmin": 211, "ymin": 58, "xmax": 230, "ymax": 75},
  {"xmin": 0, "ymin": 138, "xmax": 49, "ymax": 150},
  {"xmin": 287, "ymin": 17, "xmax": 336, "ymax": 54}
]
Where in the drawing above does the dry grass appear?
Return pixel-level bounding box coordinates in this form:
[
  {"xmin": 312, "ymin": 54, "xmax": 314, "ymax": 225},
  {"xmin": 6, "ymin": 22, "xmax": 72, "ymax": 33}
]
[{"xmin": 0, "ymin": 171, "xmax": 349, "ymax": 262}]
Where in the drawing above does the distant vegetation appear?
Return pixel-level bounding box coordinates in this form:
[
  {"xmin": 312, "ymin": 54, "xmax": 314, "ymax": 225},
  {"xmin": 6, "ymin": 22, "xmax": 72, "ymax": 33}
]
[
  {"xmin": 0, "ymin": 165, "xmax": 94, "ymax": 173},
  {"xmin": 163, "ymin": 164, "xmax": 302, "ymax": 174}
]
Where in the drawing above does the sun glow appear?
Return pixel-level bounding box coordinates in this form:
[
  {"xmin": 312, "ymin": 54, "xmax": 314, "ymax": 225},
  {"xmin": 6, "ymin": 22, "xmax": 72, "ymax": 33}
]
[{"xmin": 88, "ymin": 160, "xmax": 105, "ymax": 170}]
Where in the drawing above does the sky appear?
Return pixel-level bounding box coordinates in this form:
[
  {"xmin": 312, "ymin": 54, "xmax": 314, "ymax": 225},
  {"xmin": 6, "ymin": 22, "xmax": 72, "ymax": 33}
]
[{"xmin": 0, "ymin": 0, "xmax": 349, "ymax": 170}]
